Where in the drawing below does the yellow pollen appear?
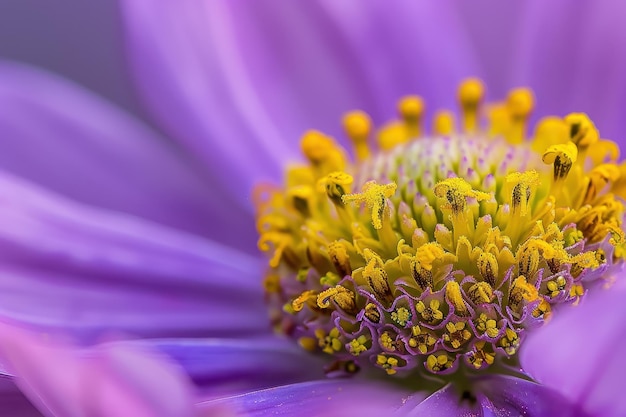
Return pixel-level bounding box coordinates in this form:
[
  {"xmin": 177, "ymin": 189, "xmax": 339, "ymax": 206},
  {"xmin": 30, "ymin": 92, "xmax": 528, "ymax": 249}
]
[
  {"xmin": 349, "ymin": 335, "xmax": 369, "ymax": 356},
  {"xmin": 317, "ymin": 285, "xmax": 356, "ymax": 313},
  {"xmin": 542, "ymin": 142, "xmax": 578, "ymax": 181},
  {"xmin": 506, "ymin": 171, "xmax": 539, "ymax": 217},
  {"xmin": 434, "ymin": 177, "xmax": 491, "ymax": 214},
  {"xmin": 445, "ymin": 281, "xmax": 468, "ymax": 315},
  {"xmin": 468, "ymin": 281, "xmax": 494, "ymax": 304},
  {"xmin": 342, "ymin": 180, "xmax": 397, "ymax": 229},
  {"xmin": 565, "ymin": 113, "xmax": 599, "ymax": 148},
  {"xmin": 292, "ymin": 290, "xmax": 317, "ymax": 312}
]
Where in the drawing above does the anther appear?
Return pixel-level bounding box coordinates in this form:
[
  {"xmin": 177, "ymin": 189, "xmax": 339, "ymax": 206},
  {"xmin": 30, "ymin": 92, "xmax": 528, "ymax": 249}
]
[
  {"xmin": 445, "ymin": 281, "xmax": 468, "ymax": 315},
  {"xmin": 505, "ymin": 88, "xmax": 534, "ymax": 144},
  {"xmin": 316, "ymin": 328, "xmax": 343, "ymax": 354},
  {"xmin": 292, "ymin": 290, "xmax": 317, "ymax": 312},
  {"xmin": 328, "ymin": 241, "xmax": 352, "ymax": 277},
  {"xmin": 509, "ymin": 276, "xmax": 539, "ymax": 308},
  {"xmin": 362, "ymin": 256, "xmax": 392, "ymax": 303},
  {"xmin": 584, "ymin": 164, "xmax": 621, "ymax": 203},
  {"xmin": 565, "ymin": 113, "xmax": 599, "ymax": 148},
  {"xmin": 300, "ymin": 130, "xmax": 346, "ymax": 174},
  {"xmin": 477, "ymin": 252, "xmax": 498, "ymax": 287},
  {"xmin": 426, "ymin": 353, "xmax": 453, "ymax": 373},
  {"xmin": 317, "ymin": 285, "xmax": 357, "ymax": 313},
  {"xmin": 499, "ymin": 328, "xmax": 520, "ymax": 355},
  {"xmin": 287, "ymin": 185, "xmax": 314, "ymax": 217},
  {"xmin": 468, "ymin": 281, "xmax": 494, "ymax": 304},
  {"xmin": 411, "ymin": 259, "xmax": 433, "ymax": 291},
  {"xmin": 416, "ymin": 299, "xmax": 444, "ymax": 324},
  {"xmin": 320, "ymin": 172, "xmax": 353, "ymax": 205},
  {"xmin": 364, "ymin": 303, "xmax": 381, "ymax": 323},
  {"xmin": 433, "ymin": 110, "xmax": 455, "ymax": 136},
  {"xmin": 532, "ymin": 117, "xmax": 568, "ymax": 153},
  {"xmin": 433, "ymin": 177, "xmax": 490, "ymax": 215},
  {"xmin": 458, "ymin": 78, "xmax": 485, "ymax": 133},
  {"xmin": 443, "ymin": 321, "xmax": 472, "ymax": 349},
  {"xmin": 348, "ymin": 335, "xmax": 369, "ymax": 356},
  {"xmin": 542, "ymin": 142, "xmax": 578, "ymax": 182},
  {"xmin": 398, "ymin": 96, "xmax": 425, "ymax": 138},
  {"xmin": 343, "ymin": 111, "xmax": 372, "ymax": 160},
  {"xmin": 391, "ymin": 307, "xmax": 412, "ymax": 327},
  {"xmin": 506, "ymin": 171, "xmax": 539, "ymax": 217},
  {"xmin": 342, "ymin": 180, "xmax": 397, "ymax": 229}
]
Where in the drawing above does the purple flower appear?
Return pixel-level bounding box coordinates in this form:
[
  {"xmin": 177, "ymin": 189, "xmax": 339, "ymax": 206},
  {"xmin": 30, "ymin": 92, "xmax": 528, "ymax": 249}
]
[{"xmin": 1, "ymin": 1, "xmax": 626, "ymax": 416}]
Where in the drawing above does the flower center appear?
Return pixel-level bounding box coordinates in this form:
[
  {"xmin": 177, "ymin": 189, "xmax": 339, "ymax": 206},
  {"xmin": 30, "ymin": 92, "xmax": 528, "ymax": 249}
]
[{"xmin": 254, "ymin": 79, "xmax": 626, "ymax": 385}]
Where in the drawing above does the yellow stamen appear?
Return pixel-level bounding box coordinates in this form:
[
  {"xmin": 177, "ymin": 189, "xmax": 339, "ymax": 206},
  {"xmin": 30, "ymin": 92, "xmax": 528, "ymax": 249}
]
[
  {"xmin": 342, "ymin": 180, "xmax": 397, "ymax": 229},
  {"xmin": 531, "ymin": 117, "xmax": 568, "ymax": 153},
  {"xmin": 300, "ymin": 130, "xmax": 346, "ymax": 174},
  {"xmin": 328, "ymin": 240, "xmax": 352, "ymax": 277},
  {"xmin": 468, "ymin": 281, "xmax": 494, "ymax": 304},
  {"xmin": 542, "ymin": 142, "xmax": 578, "ymax": 181},
  {"xmin": 398, "ymin": 96, "xmax": 425, "ymax": 138},
  {"xmin": 343, "ymin": 111, "xmax": 372, "ymax": 160},
  {"xmin": 584, "ymin": 164, "xmax": 621, "ymax": 204},
  {"xmin": 319, "ymin": 171, "xmax": 354, "ymax": 205},
  {"xmin": 433, "ymin": 110, "xmax": 455, "ymax": 135},
  {"xmin": 362, "ymin": 255, "xmax": 392, "ymax": 302},
  {"xmin": 505, "ymin": 88, "xmax": 534, "ymax": 144},
  {"xmin": 445, "ymin": 281, "xmax": 467, "ymax": 315},
  {"xmin": 565, "ymin": 113, "xmax": 599, "ymax": 148},
  {"xmin": 292, "ymin": 290, "xmax": 317, "ymax": 312},
  {"xmin": 348, "ymin": 335, "xmax": 369, "ymax": 356},
  {"xmin": 458, "ymin": 78, "xmax": 485, "ymax": 133},
  {"xmin": 317, "ymin": 285, "xmax": 356, "ymax": 313},
  {"xmin": 505, "ymin": 171, "xmax": 539, "ymax": 217}
]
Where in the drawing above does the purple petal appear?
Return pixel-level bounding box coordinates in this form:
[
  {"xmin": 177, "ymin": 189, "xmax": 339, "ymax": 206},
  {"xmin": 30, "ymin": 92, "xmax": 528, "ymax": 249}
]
[
  {"xmin": 0, "ymin": 376, "xmax": 43, "ymax": 417},
  {"xmin": 0, "ymin": 322, "xmax": 196, "ymax": 417},
  {"xmin": 397, "ymin": 375, "xmax": 585, "ymax": 417},
  {"xmin": 0, "ymin": 171, "xmax": 269, "ymax": 342},
  {"xmin": 452, "ymin": 1, "xmax": 527, "ymax": 97},
  {"xmin": 199, "ymin": 379, "xmax": 419, "ymax": 417},
  {"xmin": 121, "ymin": 0, "xmax": 479, "ymax": 206},
  {"xmin": 0, "ymin": 59, "xmax": 255, "ymax": 250},
  {"xmin": 108, "ymin": 336, "xmax": 325, "ymax": 399},
  {"xmin": 521, "ymin": 283, "xmax": 626, "ymax": 417},
  {"xmin": 514, "ymin": 0, "xmax": 626, "ymax": 142}
]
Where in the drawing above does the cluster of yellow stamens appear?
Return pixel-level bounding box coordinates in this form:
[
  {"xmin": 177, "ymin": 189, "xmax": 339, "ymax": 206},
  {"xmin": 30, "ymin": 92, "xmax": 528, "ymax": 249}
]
[{"xmin": 255, "ymin": 79, "xmax": 626, "ymax": 381}]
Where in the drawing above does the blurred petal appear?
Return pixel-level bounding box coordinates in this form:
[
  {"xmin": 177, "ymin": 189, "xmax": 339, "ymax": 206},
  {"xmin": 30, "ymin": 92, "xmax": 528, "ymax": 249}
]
[
  {"xmin": 0, "ymin": 170, "xmax": 268, "ymax": 342},
  {"xmin": 396, "ymin": 375, "xmax": 584, "ymax": 417},
  {"xmin": 452, "ymin": 0, "xmax": 527, "ymax": 97},
  {"xmin": 121, "ymin": 0, "xmax": 479, "ymax": 208},
  {"xmin": 515, "ymin": 0, "xmax": 626, "ymax": 141},
  {"xmin": 521, "ymin": 284, "xmax": 626, "ymax": 416},
  {"xmin": 115, "ymin": 337, "xmax": 325, "ymax": 398},
  {"xmin": 0, "ymin": 59, "xmax": 254, "ymax": 250},
  {"xmin": 0, "ymin": 322, "xmax": 196, "ymax": 417},
  {"xmin": 0, "ymin": 376, "xmax": 43, "ymax": 417},
  {"xmin": 199, "ymin": 379, "xmax": 419, "ymax": 417}
]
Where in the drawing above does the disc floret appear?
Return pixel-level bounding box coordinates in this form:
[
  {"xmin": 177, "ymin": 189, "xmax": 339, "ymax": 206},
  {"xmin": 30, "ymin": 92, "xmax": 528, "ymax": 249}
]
[{"xmin": 255, "ymin": 80, "xmax": 626, "ymax": 385}]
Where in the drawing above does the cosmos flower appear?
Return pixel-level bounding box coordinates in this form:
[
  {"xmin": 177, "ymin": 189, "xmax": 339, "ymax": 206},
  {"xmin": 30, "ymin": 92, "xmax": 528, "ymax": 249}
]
[{"xmin": 1, "ymin": 1, "xmax": 626, "ymax": 416}]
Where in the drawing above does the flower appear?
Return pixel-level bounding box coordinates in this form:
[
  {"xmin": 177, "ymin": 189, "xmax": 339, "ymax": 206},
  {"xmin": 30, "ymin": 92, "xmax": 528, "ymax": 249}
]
[{"xmin": 1, "ymin": 1, "xmax": 626, "ymax": 416}]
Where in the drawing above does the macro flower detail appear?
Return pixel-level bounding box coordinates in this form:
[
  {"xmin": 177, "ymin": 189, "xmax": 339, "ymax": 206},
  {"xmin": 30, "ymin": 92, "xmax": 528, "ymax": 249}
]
[{"xmin": 255, "ymin": 79, "xmax": 626, "ymax": 389}]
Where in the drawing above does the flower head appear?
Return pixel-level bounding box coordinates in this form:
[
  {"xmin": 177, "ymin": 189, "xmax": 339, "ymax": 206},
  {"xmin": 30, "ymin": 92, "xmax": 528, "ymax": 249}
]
[{"xmin": 256, "ymin": 79, "xmax": 626, "ymax": 389}]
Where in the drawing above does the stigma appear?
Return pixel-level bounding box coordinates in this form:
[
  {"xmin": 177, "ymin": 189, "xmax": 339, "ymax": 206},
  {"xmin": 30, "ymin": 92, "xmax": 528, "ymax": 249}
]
[{"xmin": 255, "ymin": 79, "xmax": 626, "ymax": 382}]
